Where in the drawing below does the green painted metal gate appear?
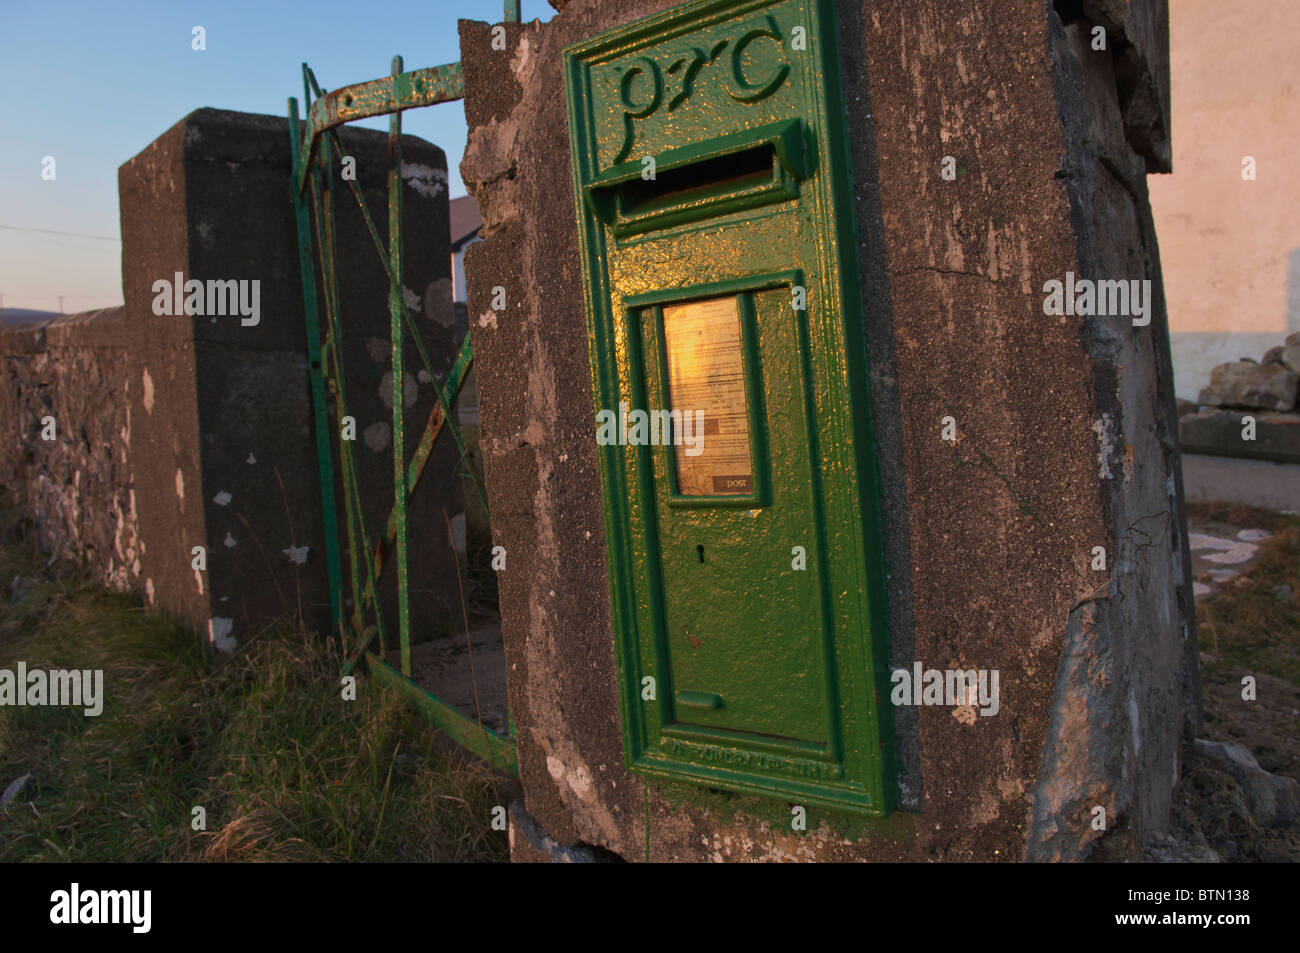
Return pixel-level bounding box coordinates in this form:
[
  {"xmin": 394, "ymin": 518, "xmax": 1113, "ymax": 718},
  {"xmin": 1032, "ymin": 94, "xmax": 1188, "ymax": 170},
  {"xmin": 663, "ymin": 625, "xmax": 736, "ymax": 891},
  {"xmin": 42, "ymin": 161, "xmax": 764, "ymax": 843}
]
[{"xmin": 288, "ymin": 2, "xmax": 521, "ymax": 776}]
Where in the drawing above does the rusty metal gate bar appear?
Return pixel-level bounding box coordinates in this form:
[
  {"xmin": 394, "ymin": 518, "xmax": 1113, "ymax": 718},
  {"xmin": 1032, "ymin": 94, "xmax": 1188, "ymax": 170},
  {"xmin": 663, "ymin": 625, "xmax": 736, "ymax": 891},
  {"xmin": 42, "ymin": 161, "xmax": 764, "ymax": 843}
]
[{"xmin": 287, "ymin": 0, "xmax": 519, "ymax": 776}]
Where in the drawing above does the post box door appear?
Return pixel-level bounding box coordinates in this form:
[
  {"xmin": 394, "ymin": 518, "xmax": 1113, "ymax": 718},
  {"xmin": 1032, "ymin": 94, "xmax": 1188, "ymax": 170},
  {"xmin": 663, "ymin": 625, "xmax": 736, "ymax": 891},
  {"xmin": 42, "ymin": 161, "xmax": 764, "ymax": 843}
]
[{"xmin": 631, "ymin": 282, "xmax": 834, "ymax": 748}]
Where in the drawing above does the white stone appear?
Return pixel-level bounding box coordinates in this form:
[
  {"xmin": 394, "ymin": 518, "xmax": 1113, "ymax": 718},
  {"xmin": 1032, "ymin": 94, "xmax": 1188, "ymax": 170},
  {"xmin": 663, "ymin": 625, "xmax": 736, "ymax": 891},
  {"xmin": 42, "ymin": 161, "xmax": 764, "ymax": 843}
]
[{"xmin": 208, "ymin": 617, "xmax": 236, "ymax": 653}]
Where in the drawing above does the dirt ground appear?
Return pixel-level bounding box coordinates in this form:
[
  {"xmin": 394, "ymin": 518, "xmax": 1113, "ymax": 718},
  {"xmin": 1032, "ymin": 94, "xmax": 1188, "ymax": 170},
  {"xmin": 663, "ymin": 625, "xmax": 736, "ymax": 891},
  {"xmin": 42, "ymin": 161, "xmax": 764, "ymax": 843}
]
[
  {"xmin": 386, "ymin": 622, "xmax": 509, "ymax": 736},
  {"xmin": 1151, "ymin": 504, "xmax": 1300, "ymax": 862}
]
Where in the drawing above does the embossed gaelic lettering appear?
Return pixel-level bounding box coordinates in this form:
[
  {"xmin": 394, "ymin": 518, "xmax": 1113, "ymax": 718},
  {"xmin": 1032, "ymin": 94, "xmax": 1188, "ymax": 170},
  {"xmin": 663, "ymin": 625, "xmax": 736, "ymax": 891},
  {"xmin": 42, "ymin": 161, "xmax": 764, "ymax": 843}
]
[
  {"xmin": 610, "ymin": 14, "xmax": 791, "ymax": 165},
  {"xmin": 728, "ymin": 16, "xmax": 790, "ymax": 102},
  {"xmin": 659, "ymin": 736, "xmax": 842, "ymax": 780},
  {"xmin": 615, "ymin": 56, "xmax": 664, "ymax": 163}
]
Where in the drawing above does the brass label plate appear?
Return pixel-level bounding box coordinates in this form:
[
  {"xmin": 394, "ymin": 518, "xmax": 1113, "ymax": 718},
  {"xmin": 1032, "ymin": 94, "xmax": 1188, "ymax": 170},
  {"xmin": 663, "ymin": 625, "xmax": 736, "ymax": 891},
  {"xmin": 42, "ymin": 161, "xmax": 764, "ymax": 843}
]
[{"xmin": 662, "ymin": 296, "xmax": 753, "ymax": 495}]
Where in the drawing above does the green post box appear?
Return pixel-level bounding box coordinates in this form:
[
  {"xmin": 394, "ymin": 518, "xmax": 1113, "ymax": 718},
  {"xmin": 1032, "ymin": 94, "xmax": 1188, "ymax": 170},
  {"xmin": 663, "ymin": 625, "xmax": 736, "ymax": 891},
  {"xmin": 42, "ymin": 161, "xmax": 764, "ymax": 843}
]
[{"xmin": 565, "ymin": 0, "xmax": 894, "ymax": 814}]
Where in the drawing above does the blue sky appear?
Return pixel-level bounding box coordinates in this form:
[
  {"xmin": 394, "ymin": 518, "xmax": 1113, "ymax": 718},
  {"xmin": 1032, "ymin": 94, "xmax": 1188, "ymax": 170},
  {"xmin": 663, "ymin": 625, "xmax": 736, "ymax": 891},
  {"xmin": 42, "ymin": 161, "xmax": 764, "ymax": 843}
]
[{"xmin": 0, "ymin": 0, "xmax": 552, "ymax": 312}]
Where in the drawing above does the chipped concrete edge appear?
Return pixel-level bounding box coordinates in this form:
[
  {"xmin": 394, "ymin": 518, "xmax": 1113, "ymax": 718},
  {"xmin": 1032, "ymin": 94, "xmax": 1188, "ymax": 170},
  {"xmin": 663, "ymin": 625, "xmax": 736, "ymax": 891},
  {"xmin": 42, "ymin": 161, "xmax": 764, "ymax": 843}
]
[{"xmin": 508, "ymin": 801, "xmax": 611, "ymax": 863}]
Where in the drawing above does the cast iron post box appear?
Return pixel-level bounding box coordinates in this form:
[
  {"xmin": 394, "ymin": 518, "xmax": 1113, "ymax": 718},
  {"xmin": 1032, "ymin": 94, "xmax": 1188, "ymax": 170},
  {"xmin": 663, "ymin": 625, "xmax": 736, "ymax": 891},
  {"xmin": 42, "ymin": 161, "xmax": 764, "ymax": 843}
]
[{"xmin": 565, "ymin": 0, "xmax": 894, "ymax": 814}]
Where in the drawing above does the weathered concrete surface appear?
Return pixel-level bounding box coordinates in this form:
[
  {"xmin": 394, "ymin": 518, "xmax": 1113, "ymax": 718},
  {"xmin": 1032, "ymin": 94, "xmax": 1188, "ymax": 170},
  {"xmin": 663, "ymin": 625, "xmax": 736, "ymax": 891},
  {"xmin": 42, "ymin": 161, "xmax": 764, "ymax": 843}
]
[
  {"xmin": 1078, "ymin": 0, "xmax": 1171, "ymax": 172},
  {"xmin": 0, "ymin": 310, "xmax": 144, "ymax": 591},
  {"xmin": 1182, "ymin": 454, "xmax": 1300, "ymax": 513},
  {"xmin": 1181, "ymin": 409, "xmax": 1300, "ymax": 465},
  {"xmin": 117, "ymin": 108, "xmax": 464, "ymax": 649},
  {"xmin": 1034, "ymin": 12, "xmax": 1196, "ymax": 860},
  {"xmin": 461, "ymin": 7, "xmax": 679, "ymax": 863},
  {"xmin": 464, "ymin": 0, "xmax": 1192, "ymax": 862}
]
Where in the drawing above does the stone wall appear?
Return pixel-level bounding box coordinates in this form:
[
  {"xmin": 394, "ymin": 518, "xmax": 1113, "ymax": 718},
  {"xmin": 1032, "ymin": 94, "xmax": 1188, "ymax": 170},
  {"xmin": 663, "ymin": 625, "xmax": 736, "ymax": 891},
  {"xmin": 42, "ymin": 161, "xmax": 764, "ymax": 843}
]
[
  {"xmin": 0, "ymin": 309, "xmax": 143, "ymax": 592},
  {"xmin": 461, "ymin": 0, "xmax": 1195, "ymax": 862},
  {"xmin": 1180, "ymin": 335, "xmax": 1300, "ymax": 464}
]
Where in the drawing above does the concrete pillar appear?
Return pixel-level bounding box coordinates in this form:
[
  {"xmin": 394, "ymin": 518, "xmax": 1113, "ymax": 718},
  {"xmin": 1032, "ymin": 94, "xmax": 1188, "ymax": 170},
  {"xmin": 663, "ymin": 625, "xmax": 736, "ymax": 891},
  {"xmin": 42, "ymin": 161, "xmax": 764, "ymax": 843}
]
[
  {"xmin": 118, "ymin": 107, "xmax": 463, "ymax": 650},
  {"xmin": 460, "ymin": 0, "xmax": 1194, "ymax": 861}
]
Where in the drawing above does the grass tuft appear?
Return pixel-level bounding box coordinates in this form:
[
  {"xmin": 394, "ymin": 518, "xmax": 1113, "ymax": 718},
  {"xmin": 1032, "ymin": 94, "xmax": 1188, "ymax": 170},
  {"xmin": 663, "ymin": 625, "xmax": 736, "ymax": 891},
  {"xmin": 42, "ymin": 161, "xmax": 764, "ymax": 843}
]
[
  {"xmin": 1189, "ymin": 502, "xmax": 1300, "ymax": 687},
  {"xmin": 0, "ymin": 511, "xmax": 508, "ymax": 862}
]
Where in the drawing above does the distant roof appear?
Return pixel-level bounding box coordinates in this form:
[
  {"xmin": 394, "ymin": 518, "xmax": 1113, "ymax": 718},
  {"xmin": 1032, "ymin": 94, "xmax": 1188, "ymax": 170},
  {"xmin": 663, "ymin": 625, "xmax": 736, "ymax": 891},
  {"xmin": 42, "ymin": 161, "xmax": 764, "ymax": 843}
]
[
  {"xmin": 449, "ymin": 195, "xmax": 483, "ymax": 250},
  {"xmin": 0, "ymin": 308, "xmax": 59, "ymax": 327}
]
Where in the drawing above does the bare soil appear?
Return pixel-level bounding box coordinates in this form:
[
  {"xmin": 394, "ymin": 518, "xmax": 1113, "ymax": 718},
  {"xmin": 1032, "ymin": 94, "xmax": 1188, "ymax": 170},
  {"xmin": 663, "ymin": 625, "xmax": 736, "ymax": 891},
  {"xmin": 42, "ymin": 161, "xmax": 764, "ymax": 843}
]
[
  {"xmin": 387, "ymin": 622, "xmax": 509, "ymax": 736},
  {"xmin": 1155, "ymin": 503, "xmax": 1300, "ymax": 862}
]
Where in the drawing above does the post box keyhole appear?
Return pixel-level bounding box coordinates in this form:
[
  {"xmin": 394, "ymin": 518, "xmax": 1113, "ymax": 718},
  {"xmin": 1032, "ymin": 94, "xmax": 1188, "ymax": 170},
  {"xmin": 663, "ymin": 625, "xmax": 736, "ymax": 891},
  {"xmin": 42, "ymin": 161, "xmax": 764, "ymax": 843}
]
[{"xmin": 696, "ymin": 544, "xmax": 705, "ymax": 563}]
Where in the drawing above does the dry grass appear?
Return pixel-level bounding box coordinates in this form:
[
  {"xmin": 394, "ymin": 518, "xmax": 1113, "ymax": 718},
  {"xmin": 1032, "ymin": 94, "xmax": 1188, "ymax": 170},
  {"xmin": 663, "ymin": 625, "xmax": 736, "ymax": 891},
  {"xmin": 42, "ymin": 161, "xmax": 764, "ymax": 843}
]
[
  {"xmin": 0, "ymin": 511, "xmax": 509, "ymax": 863},
  {"xmin": 1188, "ymin": 501, "xmax": 1300, "ymax": 687},
  {"xmin": 1170, "ymin": 502, "xmax": 1300, "ymax": 861}
]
